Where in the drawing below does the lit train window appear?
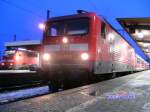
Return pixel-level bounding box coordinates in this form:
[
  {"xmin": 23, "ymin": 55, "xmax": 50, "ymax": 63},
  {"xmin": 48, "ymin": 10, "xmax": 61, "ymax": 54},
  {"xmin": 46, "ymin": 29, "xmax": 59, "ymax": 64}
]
[{"xmin": 101, "ymin": 22, "xmax": 106, "ymax": 39}]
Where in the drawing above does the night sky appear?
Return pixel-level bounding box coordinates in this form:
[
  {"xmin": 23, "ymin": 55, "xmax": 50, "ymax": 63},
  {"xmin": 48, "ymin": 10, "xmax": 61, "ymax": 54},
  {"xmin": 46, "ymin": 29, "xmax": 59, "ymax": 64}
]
[{"xmin": 0, "ymin": 0, "xmax": 150, "ymax": 60}]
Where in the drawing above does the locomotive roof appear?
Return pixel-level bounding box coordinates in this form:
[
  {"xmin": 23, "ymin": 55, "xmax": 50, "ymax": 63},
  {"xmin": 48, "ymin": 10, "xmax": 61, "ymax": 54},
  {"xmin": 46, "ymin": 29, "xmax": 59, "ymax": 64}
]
[
  {"xmin": 47, "ymin": 12, "xmax": 96, "ymax": 22},
  {"xmin": 117, "ymin": 18, "xmax": 150, "ymax": 61}
]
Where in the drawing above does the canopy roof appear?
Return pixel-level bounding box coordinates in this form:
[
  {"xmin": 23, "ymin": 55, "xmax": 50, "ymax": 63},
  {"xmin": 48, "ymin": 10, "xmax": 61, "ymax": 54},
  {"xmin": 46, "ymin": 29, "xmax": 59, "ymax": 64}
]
[{"xmin": 117, "ymin": 18, "xmax": 150, "ymax": 60}]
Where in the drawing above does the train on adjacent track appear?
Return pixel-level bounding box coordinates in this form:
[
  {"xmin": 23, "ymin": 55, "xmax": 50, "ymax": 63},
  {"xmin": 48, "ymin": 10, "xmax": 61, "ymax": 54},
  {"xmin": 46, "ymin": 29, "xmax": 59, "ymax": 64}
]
[
  {"xmin": 41, "ymin": 10, "xmax": 149, "ymax": 89},
  {"xmin": 0, "ymin": 48, "xmax": 39, "ymax": 70}
]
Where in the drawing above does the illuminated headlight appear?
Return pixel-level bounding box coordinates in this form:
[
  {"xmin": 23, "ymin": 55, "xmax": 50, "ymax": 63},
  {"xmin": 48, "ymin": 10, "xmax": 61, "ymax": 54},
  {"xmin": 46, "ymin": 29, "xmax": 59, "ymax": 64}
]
[
  {"xmin": 15, "ymin": 55, "xmax": 20, "ymax": 61},
  {"xmin": 1, "ymin": 63, "xmax": 5, "ymax": 66},
  {"xmin": 10, "ymin": 63, "xmax": 13, "ymax": 66},
  {"xmin": 62, "ymin": 37, "xmax": 68, "ymax": 44},
  {"xmin": 43, "ymin": 53, "xmax": 50, "ymax": 61},
  {"xmin": 81, "ymin": 53, "xmax": 89, "ymax": 60}
]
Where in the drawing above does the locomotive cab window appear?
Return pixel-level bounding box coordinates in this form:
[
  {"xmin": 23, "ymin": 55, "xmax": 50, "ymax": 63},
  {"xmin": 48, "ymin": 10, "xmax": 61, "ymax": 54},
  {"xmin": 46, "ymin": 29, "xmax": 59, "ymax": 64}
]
[
  {"xmin": 27, "ymin": 52, "xmax": 38, "ymax": 57},
  {"xmin": 101, "ymin": 22, "xmax": 106, "ymax": 39},
  {"xmin": 47, "ymin": 18, "xmax": 89, "ymax": 36}
]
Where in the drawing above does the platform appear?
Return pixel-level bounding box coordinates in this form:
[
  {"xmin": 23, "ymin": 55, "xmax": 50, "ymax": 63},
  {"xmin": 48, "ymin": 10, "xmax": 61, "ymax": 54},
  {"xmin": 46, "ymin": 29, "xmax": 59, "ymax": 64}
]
[{"xmin": 1, "ymin": 70, "xmax": 150, "ymax": 112}]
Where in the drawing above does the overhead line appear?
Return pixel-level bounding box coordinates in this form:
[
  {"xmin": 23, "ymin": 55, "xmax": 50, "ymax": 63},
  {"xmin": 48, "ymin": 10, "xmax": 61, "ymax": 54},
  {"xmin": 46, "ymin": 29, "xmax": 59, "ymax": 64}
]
[{"xmin": 0, "ymin": 0, "xmax": 44, "ymax": 19}]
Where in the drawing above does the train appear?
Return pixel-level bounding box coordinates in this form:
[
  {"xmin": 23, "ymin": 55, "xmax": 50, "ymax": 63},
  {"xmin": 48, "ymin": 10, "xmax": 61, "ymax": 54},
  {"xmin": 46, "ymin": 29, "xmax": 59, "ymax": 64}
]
[
  {"xmin": 40, "ymin": 10, "xmax": 149, "ymax": 89},
  {"xmin": 0, "ymin": 48, "xmax": 39, "ymax": 70}
]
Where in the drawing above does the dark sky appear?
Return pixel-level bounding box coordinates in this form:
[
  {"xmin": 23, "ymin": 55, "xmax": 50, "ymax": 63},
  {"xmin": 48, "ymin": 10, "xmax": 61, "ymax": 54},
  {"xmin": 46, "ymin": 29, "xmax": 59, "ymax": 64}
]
[{"xmin": 0, "ymin": 0, "xmax": 150, "ymax": 60}]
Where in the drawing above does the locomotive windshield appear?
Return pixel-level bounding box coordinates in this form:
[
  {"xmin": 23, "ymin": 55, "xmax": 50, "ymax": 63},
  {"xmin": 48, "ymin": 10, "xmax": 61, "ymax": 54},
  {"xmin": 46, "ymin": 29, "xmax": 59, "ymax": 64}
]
[
  {"xmin": 47, "ymin": 18, "xmax": 89, "ymax": 36},
  {"xmin": 4, "ymin": 50, "xmax": 15, "ymax": 56}
]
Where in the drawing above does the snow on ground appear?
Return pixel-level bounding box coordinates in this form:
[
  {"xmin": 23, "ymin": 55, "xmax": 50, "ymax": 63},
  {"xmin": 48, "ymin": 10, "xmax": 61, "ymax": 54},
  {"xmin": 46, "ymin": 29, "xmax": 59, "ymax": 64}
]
[
  {"xmin": 0, "ymin": 86, "xmax": 49, "ymax": 104},
  {"xmin": 0, "ymin": 70, "xmax": 36, "ymax": 74}
]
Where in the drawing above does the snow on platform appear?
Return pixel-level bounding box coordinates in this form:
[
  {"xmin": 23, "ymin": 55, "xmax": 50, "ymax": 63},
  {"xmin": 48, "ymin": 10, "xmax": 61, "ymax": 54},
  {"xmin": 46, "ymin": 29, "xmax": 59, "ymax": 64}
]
[
  {"xmin": 0, "ymin": 70, "xmax": 150, "ymax": 112},
  {"xmin": 0, "ymin": 70, "xmax": 36, "ymax": 74},
  {"xmin": 0, "ymin": 86, "xmax": 49, "ymax": 104}
]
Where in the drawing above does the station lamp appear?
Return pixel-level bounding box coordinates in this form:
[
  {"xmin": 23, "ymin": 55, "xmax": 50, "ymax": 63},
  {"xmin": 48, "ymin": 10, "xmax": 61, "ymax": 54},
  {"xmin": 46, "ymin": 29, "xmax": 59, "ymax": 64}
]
[
  {"xmin": 145, "ymin": 49, "xmax": 149, "ymax": 52},
  {"xmin": 143, "ymin": 43, "xmax": 150, "ymax": 48},
  {"xmin": 38, "ymin": 23, "xmax": 45, "ymax": 30},
  {"xmin": 137, "ymin": 31, "xmax": 144, "ymax": 39}
]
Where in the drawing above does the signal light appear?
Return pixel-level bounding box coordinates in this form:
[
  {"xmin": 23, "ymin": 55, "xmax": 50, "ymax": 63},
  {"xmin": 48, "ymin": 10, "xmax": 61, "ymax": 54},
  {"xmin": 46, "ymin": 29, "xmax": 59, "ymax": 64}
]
[{"xmin": 81, "ymin": 53, "xmax": 89, "ymax": 60}]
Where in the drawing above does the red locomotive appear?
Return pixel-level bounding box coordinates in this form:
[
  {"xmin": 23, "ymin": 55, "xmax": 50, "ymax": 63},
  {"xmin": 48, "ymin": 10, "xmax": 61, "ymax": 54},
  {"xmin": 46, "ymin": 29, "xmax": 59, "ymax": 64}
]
[
  {"xmin": 0, "ymin": 48, "xmax": 39, "ymax": 70},
  {"xmin": 41, "ymin": 11, "xmax": 149, "ymax": 88}
]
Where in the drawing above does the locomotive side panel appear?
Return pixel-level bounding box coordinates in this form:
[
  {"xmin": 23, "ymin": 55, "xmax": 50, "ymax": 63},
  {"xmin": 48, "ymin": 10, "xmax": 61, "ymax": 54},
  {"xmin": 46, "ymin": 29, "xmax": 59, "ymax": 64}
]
[
  {"xmin": 94, "ymin": 18, "xmax": 113, "ymax": 74},
  {"xmin": 94, "ymin": 15, "xmax": 135, "ymax": 74},
  {"xmin": 111, "ymin": 32, "xmax": 133, "ymax": 72}
]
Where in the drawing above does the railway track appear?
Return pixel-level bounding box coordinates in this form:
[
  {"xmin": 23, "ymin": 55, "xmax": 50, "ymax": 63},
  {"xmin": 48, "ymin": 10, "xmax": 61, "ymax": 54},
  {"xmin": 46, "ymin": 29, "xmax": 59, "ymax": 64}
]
[
  {"xmin": 0, "ymin": 70, "xmax": 45, "ymax": 92},
  {"xmin": 0, "ymin": 80, "xmax": 45, "ymax": 92}
]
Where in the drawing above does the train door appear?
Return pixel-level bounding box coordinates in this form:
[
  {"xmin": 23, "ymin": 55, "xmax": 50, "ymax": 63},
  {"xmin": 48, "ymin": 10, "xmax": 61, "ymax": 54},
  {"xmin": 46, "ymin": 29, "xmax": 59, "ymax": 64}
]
[{"xmin": 94, "ymin": 20, "xmax": 112, "ymax": 74}]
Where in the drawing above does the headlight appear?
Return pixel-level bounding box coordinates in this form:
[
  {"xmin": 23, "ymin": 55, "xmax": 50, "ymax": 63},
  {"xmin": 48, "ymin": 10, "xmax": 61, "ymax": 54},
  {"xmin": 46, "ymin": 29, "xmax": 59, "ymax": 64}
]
[
  {"xmin": 1, "ymin": 63, "xmax": 5, "ymax": 66},
  {"xmin": 10, "ymin": 63, "xmax": 13, "ymax": 66},
  {"xmin": 43, "ymin": 53, "xmax": 50, "ymax": 61},
  {"xmin": 81, "ymin": 53, "xmax": 89, "ymax": 60},
  {"xmin": 15, "ymin": 55, "xmax": 20, "ymax": 61},
  {"xmin": 62, "ymin": 37, "xmax": 68, "ymax": 44}
]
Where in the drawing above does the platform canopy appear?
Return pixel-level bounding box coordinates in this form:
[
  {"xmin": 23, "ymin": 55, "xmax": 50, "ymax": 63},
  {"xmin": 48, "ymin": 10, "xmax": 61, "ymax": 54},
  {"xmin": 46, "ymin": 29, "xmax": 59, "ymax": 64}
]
[
  {"xmin": 4, "ymin": 40, "xmax": 42, "ymax": 52},
  {"xmin": 5, "ymin": 40, "xmax": 41, "ymax": 47},
  {"xmin": 117, "ymin": 18, "xmax": 150, "ymax": 59}
]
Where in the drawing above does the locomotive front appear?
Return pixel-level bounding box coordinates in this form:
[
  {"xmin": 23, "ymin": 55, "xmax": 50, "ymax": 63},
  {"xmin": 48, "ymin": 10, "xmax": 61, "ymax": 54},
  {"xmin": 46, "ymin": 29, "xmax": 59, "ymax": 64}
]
[{"xmin": 42, "ymin": 14, "xmax": 95, "ymax": 81}]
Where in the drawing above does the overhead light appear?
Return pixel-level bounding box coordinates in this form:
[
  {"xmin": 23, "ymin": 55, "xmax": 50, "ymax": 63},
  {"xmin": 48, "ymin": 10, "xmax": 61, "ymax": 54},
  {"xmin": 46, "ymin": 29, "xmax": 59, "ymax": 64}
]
[
  {"xmin": 142, "ymin": 30, "xmax": 150, "ymax": 36},
  {"xmin": 145, "ymin": 49, "xmax": 149, "ymax": 52},
  {"xmin": 143, "ymin": 43, "xmax": 150, "ymax": 47},
  {"xmin": 137, "ymin": 32, "xmax": 144, "ymax": 39}
]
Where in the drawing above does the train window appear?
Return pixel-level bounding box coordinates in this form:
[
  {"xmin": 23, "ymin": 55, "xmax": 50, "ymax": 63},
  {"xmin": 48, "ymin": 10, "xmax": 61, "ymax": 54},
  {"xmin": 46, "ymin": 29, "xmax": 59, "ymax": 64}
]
[
  {"xmin": 47, "ymin": 18, "xmax": 89, "ymax": 36},
  {"xmin": 50, "ymin": 28, "xmax": 57, "ymax": 36},
  {"xmin": 66, "ymin": 19, "xmax": 88, "ymax": 35},
  {"xmin": 48, "ymin": 23, "xmax": 65, "ymax": 36},
  {"xmin": 4, "ymin": 50, "xmax": 15, "ymax": 56},
  {"xmin": 27, "ymin": 52, "xmax": 38, "ymax": 57},
  {"xmin": 101, "ymin": 22, "xmax": 106, "ymax": 39}
]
